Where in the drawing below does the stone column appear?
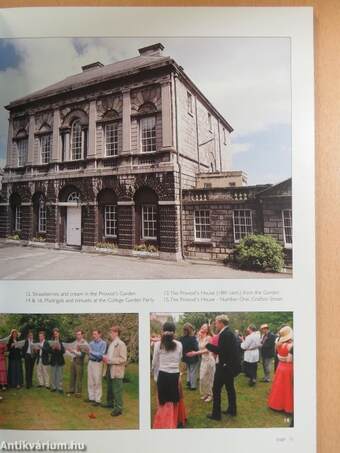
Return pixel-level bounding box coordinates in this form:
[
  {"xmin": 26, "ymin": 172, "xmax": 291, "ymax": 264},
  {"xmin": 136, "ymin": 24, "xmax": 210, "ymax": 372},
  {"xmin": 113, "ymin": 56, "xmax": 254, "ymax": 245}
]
[
  {"xmin": 161, "ymin": 81, "xmax": 173, "ymax": 149},
  {"xmin": 6, "ymin": 118, "xmax": 14, "ymax": 167},
  {"xmin": 117, "ymin": 201, "xmax": 135, "ymax": 249},
  {"xmin": 51, "ymin": 109, "xmax": 61, "ymax": 162},
  {"xmin": 158, "ymin": 201, "xmax": 180, "ymax": 256},
  {"xmin": 122, "ymin": 89, "xmax": 131, "ymax": 154},
  {"xmin": 87, "ymin": 100, "xmax": 96, "ymax": 158},
  {"xmin": 26, "ymin": 115, "xmax": 35, "ymax": 165}
]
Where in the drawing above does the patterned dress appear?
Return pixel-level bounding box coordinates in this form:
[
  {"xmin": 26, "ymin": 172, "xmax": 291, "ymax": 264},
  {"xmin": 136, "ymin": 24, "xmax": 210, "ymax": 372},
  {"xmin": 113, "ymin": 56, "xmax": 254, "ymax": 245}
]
[
  {"xmin": 199, "ymin": 336, "xmax": 216, "ymax": 398},
  {"xmin": 0, "ymin": 343, "xmax": 7, "ymax": 386}
]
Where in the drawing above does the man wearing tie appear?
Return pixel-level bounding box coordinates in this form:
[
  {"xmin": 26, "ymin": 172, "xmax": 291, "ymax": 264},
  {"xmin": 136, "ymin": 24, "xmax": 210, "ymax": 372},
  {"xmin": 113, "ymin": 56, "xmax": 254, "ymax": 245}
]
[
  {"xmin": 35, "ymin": 331, "xmax": 50, "ymax": 389},
  {"xmin": 206, "ymin": 315, "xmax": 241, "ymax": 420},
  {"xmin": 22, "ymin": 330, "xmax": 35, "ymax": 389}
]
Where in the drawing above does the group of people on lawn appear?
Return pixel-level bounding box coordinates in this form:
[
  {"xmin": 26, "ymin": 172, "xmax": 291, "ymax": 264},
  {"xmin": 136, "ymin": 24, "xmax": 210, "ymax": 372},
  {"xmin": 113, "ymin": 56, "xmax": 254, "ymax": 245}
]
[
  {"xmin": 151, "ymin": 315, "xmax": 294, "ymax": 428},
  {"xmin": 0, "ymin": 326, "xmax": 128, "ymax": 417}
]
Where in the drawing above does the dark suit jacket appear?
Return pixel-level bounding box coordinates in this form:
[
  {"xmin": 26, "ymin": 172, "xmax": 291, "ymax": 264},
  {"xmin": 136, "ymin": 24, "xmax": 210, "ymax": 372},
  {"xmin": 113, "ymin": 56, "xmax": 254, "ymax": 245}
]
[
  {"xmin": 22, "ymin": 339, "xmax": 35, "ymax": 359},
  {"xmin": 179, "ymin": 335, "xmax": 199, "ymax": 364},
  {"xmin": 206, "ymin": 327, "xmax": 241, "ymax": 377},
  {"xmin": 35, "ymin": 340, "xmax": 51, "ymax": 366},
  {"xmin": 261, "ymin": 332, "xmax": 277, "ymax": 359},
  {"xmin": 50, "ymin": 340, "xmax": 65, "ymax": 366}
]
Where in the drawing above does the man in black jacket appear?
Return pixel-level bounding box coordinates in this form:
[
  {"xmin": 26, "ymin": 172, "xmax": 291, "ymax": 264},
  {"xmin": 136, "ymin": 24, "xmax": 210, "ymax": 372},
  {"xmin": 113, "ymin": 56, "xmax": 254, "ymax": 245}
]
[
  {"xmin": 35, "ymin": 331, "xmax": 50, "ymax": 389},
  {"xmin": 206, "ymin": 315, "xmax": 240, "ymax": 420},
  {"xmin": 260, "ymin": 324, "xmax": 277, "ymax": 382},
  {"xmin": 22, "ymin": 330, "xmax": 35, "ymax": 389}
]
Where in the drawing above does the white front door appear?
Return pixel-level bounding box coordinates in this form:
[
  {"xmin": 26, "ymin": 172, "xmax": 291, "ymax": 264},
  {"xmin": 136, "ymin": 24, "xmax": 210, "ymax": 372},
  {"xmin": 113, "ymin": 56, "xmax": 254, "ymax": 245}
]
[{"xmin": 66, "ymin": 207, "xmax": 81, "ymax": 246}]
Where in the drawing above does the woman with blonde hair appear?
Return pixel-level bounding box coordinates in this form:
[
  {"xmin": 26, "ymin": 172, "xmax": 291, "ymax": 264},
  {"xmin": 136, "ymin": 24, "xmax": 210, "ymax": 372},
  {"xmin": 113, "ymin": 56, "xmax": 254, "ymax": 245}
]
[
  {"xmin": 186, "ymin": 323, "xmax": 215, "ymax": 402},
  {"xmin": 152, "ymin": 322, "xmax": 187, "ymax": 429},
  {"xmin": 268, "ymin": 326, "xmax": 294, "ymax": 414}
]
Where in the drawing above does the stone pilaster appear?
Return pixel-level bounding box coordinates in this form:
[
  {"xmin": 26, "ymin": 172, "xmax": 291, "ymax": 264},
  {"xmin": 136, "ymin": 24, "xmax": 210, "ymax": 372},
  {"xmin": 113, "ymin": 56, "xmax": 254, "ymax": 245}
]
[
  {"xmin": 87, "ymin": 100, "xmax": 96, "ymax": 157},
  {"xmin": 26, "ymin": 115, "xmax": 35, "ymax": 164},
  {"xmin": 117, "ymin": 202, "xmax": 135, "ymax": 248},
  {"xmin": 51, "ymin": 109, "xmax": 61, "ymax": 162},
  {"xmin": 6, "ymin": 118, "xmax": 14, "ymax": 167},
  {"xmin": 161, "ymin": 81, "xmax": 173, "ymax": 149},
  {"xmin": 122, "ymin": 89, "xmax": 131, "ymax": 154}
]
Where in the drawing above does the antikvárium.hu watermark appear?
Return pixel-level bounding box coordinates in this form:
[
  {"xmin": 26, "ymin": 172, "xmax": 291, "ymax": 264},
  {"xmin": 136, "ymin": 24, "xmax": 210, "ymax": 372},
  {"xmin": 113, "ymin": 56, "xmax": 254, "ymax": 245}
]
[{"xmin": 0, "ymin": 441, "xmax": 86, "ymax": 451}]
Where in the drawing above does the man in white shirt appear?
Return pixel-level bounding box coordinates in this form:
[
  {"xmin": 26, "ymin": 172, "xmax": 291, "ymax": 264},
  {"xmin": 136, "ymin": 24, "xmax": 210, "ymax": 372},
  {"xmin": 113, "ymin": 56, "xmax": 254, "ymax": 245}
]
[{"xmin": 241, "ymin": 324, "xmax": 262, "ymax": 386}]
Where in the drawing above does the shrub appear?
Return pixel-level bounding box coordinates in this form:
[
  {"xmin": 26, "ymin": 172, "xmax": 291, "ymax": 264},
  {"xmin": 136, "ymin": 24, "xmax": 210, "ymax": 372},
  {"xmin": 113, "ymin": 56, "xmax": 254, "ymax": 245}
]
[
  {"xmin": 133, "ymin": 244, "xmax": 158, "ymax": 253},
  {"xmin": 96, "ymin": 242, "xmax": 116, "ymax": 250},
  {"xmin": 234, "ymin": 234, "xmax": 284, "ymax": 272},
  {"xmin": 7, "ymin": 232, "xmax": 21, "ymax": 240}
]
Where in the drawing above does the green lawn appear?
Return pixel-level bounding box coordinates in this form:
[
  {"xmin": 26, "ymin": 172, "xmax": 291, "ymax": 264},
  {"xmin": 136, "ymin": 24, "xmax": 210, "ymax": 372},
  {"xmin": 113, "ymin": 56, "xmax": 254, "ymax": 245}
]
[
  {"xmin": 0, "ymin": 359, "xmax": 139, "ymax": 430},
  {"xmin": 151, "ymin": 363, "xmax": 292, "ymax": 429}
]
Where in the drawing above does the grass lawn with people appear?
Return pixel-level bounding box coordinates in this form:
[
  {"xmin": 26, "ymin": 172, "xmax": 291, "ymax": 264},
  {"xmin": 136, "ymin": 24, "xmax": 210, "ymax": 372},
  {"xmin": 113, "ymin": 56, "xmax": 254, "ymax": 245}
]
[
  {"xmin": 151, "ymin": 364, "xmax": 291, "ymax": 429},
  {"xmin": 0, "ymin": 360, "xmax": 139, "ymax": 430}
]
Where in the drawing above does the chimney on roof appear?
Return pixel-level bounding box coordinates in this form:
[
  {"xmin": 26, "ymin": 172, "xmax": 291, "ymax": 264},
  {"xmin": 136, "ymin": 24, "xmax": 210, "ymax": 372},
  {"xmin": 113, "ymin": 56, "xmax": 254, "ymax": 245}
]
[
  {"xmin": 81, "ymin": 61, "xmax": 104, "ymax": 72},
  {"xmin": 138, "ymin": 43, "xmax": 164, "ymax": 57}
]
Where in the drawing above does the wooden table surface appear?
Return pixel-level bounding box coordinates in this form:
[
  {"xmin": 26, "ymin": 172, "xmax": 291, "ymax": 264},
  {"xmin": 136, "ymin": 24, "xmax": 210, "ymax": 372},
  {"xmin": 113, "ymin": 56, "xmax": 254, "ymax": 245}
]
[{"xmin": 0, "ymin": 1, "xmax": 339, "ymax": 451}]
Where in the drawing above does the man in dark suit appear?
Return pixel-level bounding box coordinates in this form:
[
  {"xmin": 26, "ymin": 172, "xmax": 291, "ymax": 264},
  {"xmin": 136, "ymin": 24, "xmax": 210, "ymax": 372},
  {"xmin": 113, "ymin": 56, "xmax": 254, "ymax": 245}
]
[
  {"xmin": 206, "ymin": 315, "xmax": 241, "ymax": 420},
  {"xmin": 22, "ymin": 330, "xmax": 35, "ymax": 388},
  {"xmin": 260, "ymin": 324, "xmax": 277, "ymax": 382}
]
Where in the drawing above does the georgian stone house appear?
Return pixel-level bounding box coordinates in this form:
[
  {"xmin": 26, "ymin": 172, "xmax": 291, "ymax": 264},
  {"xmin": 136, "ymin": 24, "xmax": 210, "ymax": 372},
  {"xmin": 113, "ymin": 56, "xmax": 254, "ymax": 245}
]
[{"xmin": 0, "ymin": 43, "xmax": 292, "ymax": 264}]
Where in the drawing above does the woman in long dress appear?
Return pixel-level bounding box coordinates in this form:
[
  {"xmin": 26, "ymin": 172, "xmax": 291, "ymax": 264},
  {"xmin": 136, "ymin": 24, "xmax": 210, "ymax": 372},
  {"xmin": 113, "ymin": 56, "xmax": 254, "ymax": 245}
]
[
  {"xmin": 7, "ymin": 329, "xmax": 23, "ymax": 389},
  {"xmin": 186, "ymin": 323, "xmax": 215, "ymax": 402},
  {"xmin": 152, "ymin": 321, "xmax": 187, "ymax": 429},
  {"xmin": 268, "ymin": 326, "xmax": 294, "ymax": 414},
  {"xmin": 0, "ymin": 341, "xmax": 8, "ymax": 390}
]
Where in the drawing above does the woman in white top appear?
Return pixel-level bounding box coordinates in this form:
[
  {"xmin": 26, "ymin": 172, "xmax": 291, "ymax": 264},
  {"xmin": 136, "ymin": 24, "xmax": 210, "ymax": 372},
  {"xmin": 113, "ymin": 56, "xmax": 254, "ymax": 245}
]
[
  {"xmin": 186, "ymin": 323, "xmax": 216, "ymax": 402},
  {"xmin": 241, "ymin": 324, "xmax": 262, "ymax": 386},
  {"xmin": 152, "ymin": 322, "xmax": 187, "ymax": 429}
]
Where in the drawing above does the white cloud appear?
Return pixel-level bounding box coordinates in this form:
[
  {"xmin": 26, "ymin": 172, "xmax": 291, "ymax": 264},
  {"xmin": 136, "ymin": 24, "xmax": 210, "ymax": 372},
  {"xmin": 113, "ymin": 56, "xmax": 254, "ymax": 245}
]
[
  {"xmin": 231, "ymin": 143, "xmax": 252, "ymax": 154},
  {"xmin": 0, "ymin": 37, "xmax": 291, "ymax": 163}
]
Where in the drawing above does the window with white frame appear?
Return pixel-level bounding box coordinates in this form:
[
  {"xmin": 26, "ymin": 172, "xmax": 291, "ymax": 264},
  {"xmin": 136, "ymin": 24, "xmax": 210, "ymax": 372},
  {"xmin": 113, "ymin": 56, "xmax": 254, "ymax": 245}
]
[
  {"xmin": 15, "ymin": 206, "xmax": 21, "ymax": 231},
  {"xmin": 140, "ymin": 116, "xmax": 156, "ymax": 153},
  {"xmin": 194, "ymin": 210, "xmax": 211, "ymax": 241},
  {"xmin": 105, "ymin": 123, "xmax": 118, "ymax": 156},
  {"xmin": 40, "ymin": 134, "xmax": 52, "ymax": 164},
  {"xmin": 282, "ymin": 209, "xmax": 292, "ymax": 247},
  {"xmin": 38, "ymin": 204, "xmax": 47, "ymax": 233},
  {"xmin": 17, "ymin": 138, "xmax": 28, "ymax": 167},
  {"xmin": 233, "ymin": 209, "xmax": 253, "ymax": 242},
  {"xmin": 187, "ymin": 92, "xmax": 193, "ymax": 114},
  {"xmin": 142, "ymin": 205, "xmax": 157, "ymax": 239},
  {"xmin": 71, "ymin": 120, "xmax": 82, "ymax": 160},
  {"xmin": 104, "ymin": 205, "xmax": 117, "ymax": 237}
]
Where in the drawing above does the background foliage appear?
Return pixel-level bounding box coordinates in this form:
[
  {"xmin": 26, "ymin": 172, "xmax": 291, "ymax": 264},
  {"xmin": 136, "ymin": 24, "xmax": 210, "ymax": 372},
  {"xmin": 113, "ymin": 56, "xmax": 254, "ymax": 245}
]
[{"xmin": 0, "ymin": 313, "xmax": 139, "ymax": 362}]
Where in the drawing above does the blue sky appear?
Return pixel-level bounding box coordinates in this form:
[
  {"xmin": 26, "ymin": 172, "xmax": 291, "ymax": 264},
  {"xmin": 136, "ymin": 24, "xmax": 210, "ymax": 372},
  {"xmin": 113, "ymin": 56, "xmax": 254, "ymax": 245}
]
[{"xmin": 0, "ymin": 37, "xmax": 291, "ymax": 185}]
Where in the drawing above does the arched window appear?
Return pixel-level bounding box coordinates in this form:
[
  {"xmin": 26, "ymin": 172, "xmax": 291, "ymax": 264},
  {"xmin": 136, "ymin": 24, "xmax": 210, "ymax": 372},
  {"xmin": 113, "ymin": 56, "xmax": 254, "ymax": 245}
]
[
  {"xmin": 105, "ymin": 122, "xmax": 119, "ymax": 156},
  {"xmin": 71, "ymin": 120, "xmax": 82, "ymax": 160},
  {"xmin": 134, "ymin": 187, "xmax": 159, "ymax": 243},
  {"xmin": 97, "ymin": 189, "xmax": 118, "ymax": 240},
  {"xmin": 17, "ymin": 138, "xmax": 28, "ymax": 167},
  {"xmin": 140, "ymin": 116, "xmax": 156, "ymax": 153}
]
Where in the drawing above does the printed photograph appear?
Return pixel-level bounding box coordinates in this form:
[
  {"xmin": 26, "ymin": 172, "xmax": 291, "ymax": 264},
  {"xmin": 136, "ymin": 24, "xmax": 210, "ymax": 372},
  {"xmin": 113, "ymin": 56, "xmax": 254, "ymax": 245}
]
[
  {"xmin": 150, "ymin": 311, "xmax": 293, "ymax": 429},
  {"xmin": 0, "ymin": 37, "xmax": 292, "ymax": 279},
  {"xmin": 0, "ymin": 313, "xmax": 139, "ymax": 429}
]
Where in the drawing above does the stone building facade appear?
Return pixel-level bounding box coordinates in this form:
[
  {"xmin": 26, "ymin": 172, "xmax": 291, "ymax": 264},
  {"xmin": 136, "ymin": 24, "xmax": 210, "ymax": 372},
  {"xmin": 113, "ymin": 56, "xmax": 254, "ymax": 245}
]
[
  {"xmin": 182, "ymin": 178, "xmax": 292, "ymax": 264},
  {"xmin": 0, "ymin": 43, "xmax": 292, "ymax": 266}
]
